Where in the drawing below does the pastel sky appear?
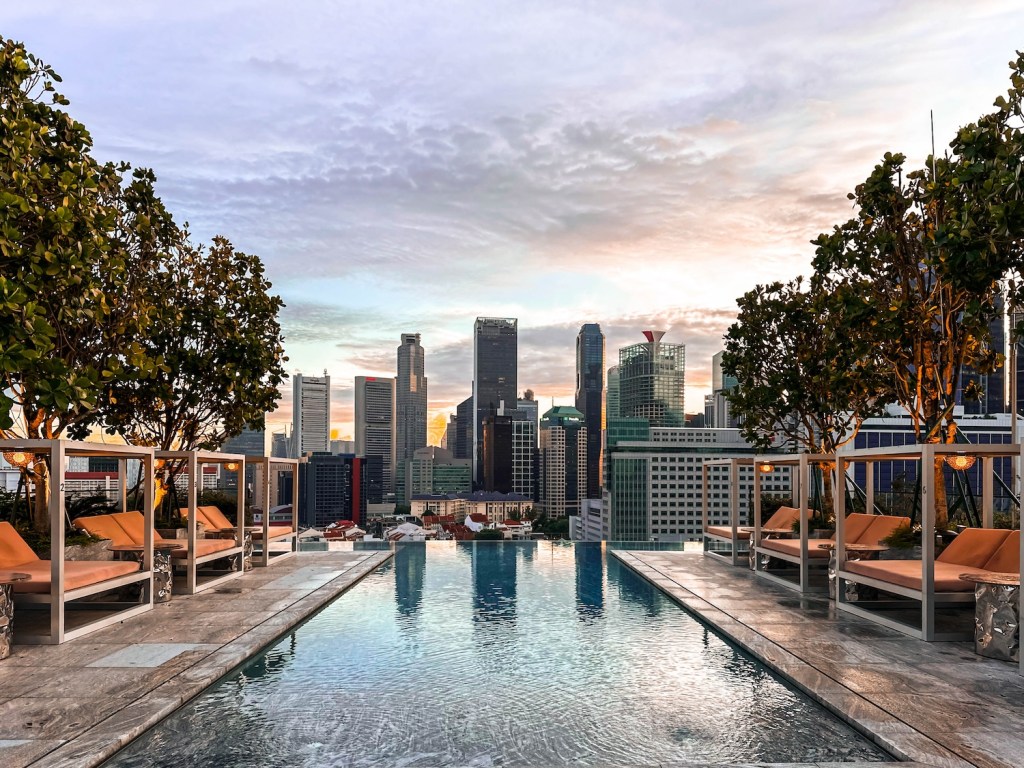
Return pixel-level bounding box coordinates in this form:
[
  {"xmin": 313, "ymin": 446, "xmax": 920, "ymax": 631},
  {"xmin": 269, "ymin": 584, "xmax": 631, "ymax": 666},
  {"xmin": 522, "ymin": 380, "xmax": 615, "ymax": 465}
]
[{"xmin": 4, "ymin": 1, "xmax": 1023, "ymax": 443}]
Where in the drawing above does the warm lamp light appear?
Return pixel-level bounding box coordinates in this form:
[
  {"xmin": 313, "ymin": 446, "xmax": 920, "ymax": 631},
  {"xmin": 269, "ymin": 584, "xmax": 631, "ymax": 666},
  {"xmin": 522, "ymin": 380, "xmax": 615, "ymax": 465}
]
[
  {"xmin": 225, "ymin": 461, "xmax": 240, "ymax": 472},
  {"xmin": 2, "ymin": 450, "xmax": 32, "ymax": 469},
  {"xmin": 757, "ymin": 462, "xmax": 775, "ymax": 473},
  {"xmin": 154, "ymin": 458, "xmax": 167, "ymax": 470},
  {"xmin": 944, "ymin": 453, "xmax": 976, "ymax": 471}
]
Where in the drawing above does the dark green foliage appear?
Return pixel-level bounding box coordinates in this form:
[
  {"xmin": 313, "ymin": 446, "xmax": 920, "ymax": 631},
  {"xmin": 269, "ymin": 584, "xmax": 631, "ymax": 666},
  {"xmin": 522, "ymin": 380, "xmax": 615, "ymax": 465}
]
[{"xmin": 473, "ymin": 528, "xmax": 504, "ymax": 540}]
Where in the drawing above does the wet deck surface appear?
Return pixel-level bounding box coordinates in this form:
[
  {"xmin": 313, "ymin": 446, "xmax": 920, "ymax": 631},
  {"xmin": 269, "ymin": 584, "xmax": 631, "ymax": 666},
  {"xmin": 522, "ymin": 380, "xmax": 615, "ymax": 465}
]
[
  {"xmin": 613, "ymin": 550, "xmax": 1024, "ymax": 768},
  {"xmin": 0, "ymin": 549, "xmax": 392, "ymax": 768}
]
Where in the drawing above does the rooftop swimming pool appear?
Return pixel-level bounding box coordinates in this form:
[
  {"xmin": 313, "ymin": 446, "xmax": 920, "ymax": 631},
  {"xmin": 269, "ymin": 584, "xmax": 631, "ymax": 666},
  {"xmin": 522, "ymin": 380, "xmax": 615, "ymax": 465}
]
[{"xmin": 107, "ymin": 542, "xmax": 889, "ymax": 766}]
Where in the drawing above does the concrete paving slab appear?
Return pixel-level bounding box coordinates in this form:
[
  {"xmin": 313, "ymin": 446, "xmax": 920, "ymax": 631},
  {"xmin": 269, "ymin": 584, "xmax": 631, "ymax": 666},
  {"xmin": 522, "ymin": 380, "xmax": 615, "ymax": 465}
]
[
  {"xmin": 0, "ymin": 548, "xmax": 391, "ymax": 768},
  {"xmin": 613, "ymin": 550, "xmax": 1021, "ymax": 768}
]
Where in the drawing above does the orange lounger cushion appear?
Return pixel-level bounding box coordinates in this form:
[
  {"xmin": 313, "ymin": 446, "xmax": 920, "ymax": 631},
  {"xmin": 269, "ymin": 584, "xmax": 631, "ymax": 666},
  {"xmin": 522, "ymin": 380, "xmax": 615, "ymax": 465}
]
[
  {"xmin": 937, "ymin": 528, "xmax": 1011, "ymax": 568},
  {"xmin": 763, "ymin": 506, "xmax": 801, "ymax": 530},
  {"xmin": 13, "ymin": 559, "xmax": 141, "ymax": 594},
  {"xmin": 706, "ymin": 525, "xmax": 751, "ymax": 540},
  {"xmin": 857, "ymin": 515, "xmax": 910, "ymax": 546},
  {"xmin": 168, "ymin": 538, "xmax": 237, "ymax": 559},
  {"xmin": 844, "ymin": 559, "xmax": 990, "ymax": 592},
  {"xmin": 760, "ymin": 538, "xmax": 832, "ymax": 559},
  {"xmin": 841, "ymin": 513, "xmax": 877, "ymax": 544},
  {"xmin": 198, "ymin": 505, "xmax": 236, "ymax": 531},
  {"xmin": 981, "ymin": 530, "xmax": 1020, "ymax": 574},
  {"xmin": 251, "ymin": 526, "xmax": 294, "ymax": 540},
  {"xmin": 0, "ymin": 521, "xmax": 41, "ymax": 569},
  {"xmin": 73, "ymin": 515, "xmax": 135, "ymax": 547}
]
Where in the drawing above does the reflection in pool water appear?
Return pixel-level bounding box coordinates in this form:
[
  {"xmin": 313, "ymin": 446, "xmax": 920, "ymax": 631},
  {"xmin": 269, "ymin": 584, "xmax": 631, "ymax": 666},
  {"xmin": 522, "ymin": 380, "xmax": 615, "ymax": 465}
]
[{"xmin": 107, "ymin": 542, "xmax": 889, "ymax": 767}]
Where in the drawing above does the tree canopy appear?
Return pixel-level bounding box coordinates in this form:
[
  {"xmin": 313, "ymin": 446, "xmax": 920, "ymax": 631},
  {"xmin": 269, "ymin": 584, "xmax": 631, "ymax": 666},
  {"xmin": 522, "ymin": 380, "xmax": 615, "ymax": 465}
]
[{"xmin": 723, "ymin": 277, "xmax": 889, "ymax": 454}]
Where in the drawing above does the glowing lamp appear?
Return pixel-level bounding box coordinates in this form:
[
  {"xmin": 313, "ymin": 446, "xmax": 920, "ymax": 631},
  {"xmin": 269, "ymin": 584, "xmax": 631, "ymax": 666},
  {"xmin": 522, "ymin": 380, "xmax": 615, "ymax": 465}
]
[
  {"xmin": 757, "ymin": 462, "xmax": 775, "ymax": 473},
  {"xmin": 944, "ymin": 453, "xmax": 976, "ymax": 471},
  {"xmin": 225, "ymin": 461, "xmax": 240, "ymax": 472},
  {"xmin": 2, "ymin": 450, "xmax": 32, "ymax": 468}
]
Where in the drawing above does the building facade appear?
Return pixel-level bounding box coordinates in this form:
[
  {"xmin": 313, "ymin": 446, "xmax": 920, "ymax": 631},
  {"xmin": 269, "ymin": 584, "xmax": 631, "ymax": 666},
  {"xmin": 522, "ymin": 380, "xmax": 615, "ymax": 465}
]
[
  {"xmin": 410, "ymin": 491, "xmax": 532, "ymax": 525},
  {"xmin": 298, "ymin": 452, "xmax": 365, "ymax": 529},
  {"xmin": 396, "ymin": 333, "xmax": 428, "ymax": 463},
  {"xmin": 472, "ymin": 317, "xmax": 518, "ymax": 484},
  {"xmin": 618, "ymin": 331, "xmax": 685, "ymax": 427},
  {"xmin": 355, "ymin": 376, "xmax": 396, "ymax": 499},
  {"xmin": 454, "ymin": 396, "xmax": 474, "ymax": 461},
  {"xmin": 602, "ymin": 419, "xmax": 789, "ymax": 541},
  {"xmin": 539, "ymin": 405, "xmax": 587, "ymax": 518},
  {"xmin": 575, "ymin": 323, "xmax": 605, "ymax": 499},
  {"xmin": 397, "ymin": 446, "xmax": 472, "ymax": 502},
  {"xmin": 292, "ymin": 373, "xmax": 331, "ymax": 456},
  {"xmin": 606, "ymin": 365, "xmax": 620, "ymax": 420}
]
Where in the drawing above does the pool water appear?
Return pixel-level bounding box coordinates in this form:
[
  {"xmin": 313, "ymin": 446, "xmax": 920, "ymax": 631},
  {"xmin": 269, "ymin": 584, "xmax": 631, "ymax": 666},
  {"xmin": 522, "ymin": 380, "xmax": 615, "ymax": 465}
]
[{"xmin": 107, "ymin": 542, "xmax": 889, "ymax": 766}]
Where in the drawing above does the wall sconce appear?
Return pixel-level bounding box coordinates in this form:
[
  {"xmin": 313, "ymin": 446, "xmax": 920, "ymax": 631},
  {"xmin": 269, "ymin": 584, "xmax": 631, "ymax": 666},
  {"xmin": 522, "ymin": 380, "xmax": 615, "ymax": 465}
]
[{"xmin": 944, "ymin": 453, "xmax": 976, "ymax": 471}]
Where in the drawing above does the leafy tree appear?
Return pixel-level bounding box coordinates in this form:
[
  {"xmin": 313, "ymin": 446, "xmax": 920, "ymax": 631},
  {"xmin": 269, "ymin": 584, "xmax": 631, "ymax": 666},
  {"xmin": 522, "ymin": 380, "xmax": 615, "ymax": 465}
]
[
  {"xmin": 100, "ymin": 235, "xmax": 287, "ymax": 451},
  {"xmin": 0, "ymin": 39, "xmax": 170, "ymax": 529},
  {"xmin": 723, "ymin": 277, "xmax": 889, "ymax": 454},
  {"xmin": 811, "ymin": 153, "xmax": 1001, "ymax": 527},
  {"xmin": 474, "ymin": 528, "xmax": 504, "ymax": 540}
]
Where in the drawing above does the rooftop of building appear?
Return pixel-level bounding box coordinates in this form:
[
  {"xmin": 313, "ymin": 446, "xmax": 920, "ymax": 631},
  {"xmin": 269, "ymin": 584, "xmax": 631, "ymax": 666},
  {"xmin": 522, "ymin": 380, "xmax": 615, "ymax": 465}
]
[{"xmin": 411, "ymin": 491, "xmax": 531, "ymax": 502}]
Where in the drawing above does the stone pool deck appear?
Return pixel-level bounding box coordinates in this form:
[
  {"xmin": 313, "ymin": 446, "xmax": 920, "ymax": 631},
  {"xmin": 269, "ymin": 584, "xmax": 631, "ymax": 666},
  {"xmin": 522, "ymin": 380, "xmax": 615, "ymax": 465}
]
[
  {"xmin": 613, "ymin": 550, "xmax": 1023, "ymax": 768},
  {"xmin": 0, "ymin": 549, "xmax": 393, "ymax": 768}
]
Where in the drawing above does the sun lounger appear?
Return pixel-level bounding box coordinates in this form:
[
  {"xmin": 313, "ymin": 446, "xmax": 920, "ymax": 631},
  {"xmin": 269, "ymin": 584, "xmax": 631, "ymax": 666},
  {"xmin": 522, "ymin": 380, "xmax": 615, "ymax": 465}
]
[
  {"xmin": 706, "ymin": 505, "xmax": 802, "ymax": 541},
  {"xmin": 837, "ymin": 528, "xmax": 1019, "ymax": 641},
  {"xmin": 2, "ymin": 520, "xmax": 150, "ymax": 644}
]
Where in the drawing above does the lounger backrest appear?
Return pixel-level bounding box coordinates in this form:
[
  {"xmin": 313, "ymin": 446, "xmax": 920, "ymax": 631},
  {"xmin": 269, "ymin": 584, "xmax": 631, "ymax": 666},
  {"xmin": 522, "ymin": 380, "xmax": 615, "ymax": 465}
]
[
  {"xmin": 110, "ymin": 511, "xmax": 152, "ymax": 546},
  {"xmin": 73, "ymin": 514, "xmax": 135, "ymax": 547},
  {"xmin": 0, "ymin": 521, "xmax": 39, "ymax": 568},
  {"xmin": 763, "ymin": 505, "xmax": 801, "ymax": 530},
  {"xmin": 982, "ymin": 531, "xmax": 1020, "ymax": 574},
  {"xmin": 856, "ymin": 515, "xmax": 910, "ymax": 546},
  {"xmin": 179, "ymin": 507, "xmax": 216, "ymax": 530},
  {"xmin": 937, "ymin": 528, "xmax": 1011, "ymax": 568},
  {"xmin": 841, "ymin": 513, "xmax": 877, "ymax": 544},
  {"xmin": 199, "ymin": 505, "xmax": 234, "ymax": 530}
]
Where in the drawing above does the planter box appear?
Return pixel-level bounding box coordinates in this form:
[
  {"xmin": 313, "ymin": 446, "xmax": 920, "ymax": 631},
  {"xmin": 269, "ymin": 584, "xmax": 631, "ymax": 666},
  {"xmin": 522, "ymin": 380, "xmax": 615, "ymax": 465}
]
[{"xmin": 64, "ymin": 539, "xmax": 114, "ymax": 561}]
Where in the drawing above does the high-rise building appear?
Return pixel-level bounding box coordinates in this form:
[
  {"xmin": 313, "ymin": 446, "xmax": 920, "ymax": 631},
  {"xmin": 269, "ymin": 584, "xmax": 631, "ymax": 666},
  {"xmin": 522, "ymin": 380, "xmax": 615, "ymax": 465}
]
[
  {"xmin": 454, "ymin": 396, "xmax": 474, "ymax": 460},
  {"xmin": 960, "ymin": 294, "xmax": 1006, "ymax": 415},
  {"xmin": 517, "ymin": 390, "xmax": 539, "ymax": 446},
  {"xmin": 398, "ymin": 446, "xmax": 472, "ymax": 502},
  {"xmin": 618, "ymin": 330, "xmax": 685, "ymax": 427},
  {"xmin": 298, "ymin": 452, "xmax": 365, "ymax": 529},
  {"xmin": 221, "ymin": 425, "xmax": 266, "ymax": 490},
  {"xmin": 709, "ymin": 351, "xmax": 740, "ymax": 429},
  {"xmin": 511, "ymin": 417, "xmax": 537, "ymax": 500},
  {"xmin": 575, "ymin": 323, "xmax": 604, "ymax": 499},
  {"xmin": 292, "ymin": 373, "xmax": 331, "ymax": 456},
  {"xmin": 473, "ymin": 317, "xmax": 518, "ymax": 484},
  {"xmin": 602, "ymin": 419, "xmax": 788, "ymax": 541},
  {"xmin": 539, "ymin": 405, "xmax": 587, "ymax": 518},
  {"xmin": 396, "ymin": 333, "xmax": 428, "ymax": 463},
  {"xmin": 606, "ymin": 365, "xmax": 620, "ymax": 420},
  {"xmin": 270, "ymin": 431, "xmax": 290, "ymax": 458},
  {"xmin": 355, "ymin": 376, "xmax": 396, "ymax": 498}
]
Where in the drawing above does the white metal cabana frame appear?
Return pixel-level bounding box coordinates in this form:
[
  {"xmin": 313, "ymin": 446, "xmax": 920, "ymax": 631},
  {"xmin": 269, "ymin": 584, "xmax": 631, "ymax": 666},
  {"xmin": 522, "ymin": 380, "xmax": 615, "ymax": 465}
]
[
  {"xmin": 244, "ymin": 456, "xmax": 300, "ymax": 567},
  {"xmin": 0, "ymin": 438, "xmax": 155, "ymax": 644},
  {"xmin": 834, "ymin": 442, "xmax": 1022, "ymax": 659},
  {"xmin": 752, "ymin": 453, "xmax": 835, "ymax": 594},
  {"xmin": 701, "ymin": 458, "xmax": 754, "ymax": 566},
  {"xmin": 156, "ymin": 449, "xmax": 246, "ymax": 594}
]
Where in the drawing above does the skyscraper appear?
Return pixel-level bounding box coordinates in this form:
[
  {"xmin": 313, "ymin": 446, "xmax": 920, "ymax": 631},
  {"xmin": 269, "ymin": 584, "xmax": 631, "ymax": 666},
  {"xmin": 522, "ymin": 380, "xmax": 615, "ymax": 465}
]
[
  {"xmin": 454, "ymin": 396, "xmax": 474, "ymax": 460},
  {"xmin": 539, "ymin": 405, "xmax": 587, "ymax": 518},
  {"xmin": 396, "ymin": 333, "xmax": 428, "ymax": 462},
  {"xmin": 575, "ymin": 323, "xmax": 604, "ymax": 499},
  {"xmin": 710, "ymin": 350, "xmax": 739, "ymax": 429},
  {"xmin": 606, "ymin": 365, "xmax": 620, "ymax": 420},
  {"xmin": 618, "ymin": 330, "xmax": 685, "ymax": 427},
  {"xmin": 292, "ymin": 373, "xmax": 331, "ymax": 456},
  {"xmin": 355, "ymin": 376, "xmax": 396, "ymax": 499},
  {"xmin": 473, "ymin": 317, "xmax": 518, "ymax": 485}
]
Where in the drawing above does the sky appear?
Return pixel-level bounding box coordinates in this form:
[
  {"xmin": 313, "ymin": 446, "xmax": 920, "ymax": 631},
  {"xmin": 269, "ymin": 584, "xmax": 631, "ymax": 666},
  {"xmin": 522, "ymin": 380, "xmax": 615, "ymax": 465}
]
[{"xmin": 4, "ymin": 1, "xmax": 1024, "ymax": 444}]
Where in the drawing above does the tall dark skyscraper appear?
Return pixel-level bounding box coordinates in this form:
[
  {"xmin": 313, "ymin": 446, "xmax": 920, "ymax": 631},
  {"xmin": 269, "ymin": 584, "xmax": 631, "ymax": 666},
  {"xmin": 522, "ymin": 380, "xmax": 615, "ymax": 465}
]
[
  {"xmin": 575, "ymin": 323, "xmax": 604, "ymax": 499},
  {"xmin": 472, "ymin": 317, "xmax": 518, "ymax": 485},
  {"xmin": 396, "ymin": 333, "xmax": 427, "ymax": 462},
  {"xmin": 454, "ymin": 395, "xmax": 474, "ymax": 460}
]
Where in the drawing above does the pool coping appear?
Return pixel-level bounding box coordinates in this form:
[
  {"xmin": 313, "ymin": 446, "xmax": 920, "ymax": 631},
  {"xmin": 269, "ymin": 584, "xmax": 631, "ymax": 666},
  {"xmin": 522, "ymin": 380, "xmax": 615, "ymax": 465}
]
[
  {"xmin": 612, "ymin": 550, "xmax": 990, "ymax": 768},
  {"xmin": 4, "ymin": 549, "xmax": 393, "ymax": 768}
]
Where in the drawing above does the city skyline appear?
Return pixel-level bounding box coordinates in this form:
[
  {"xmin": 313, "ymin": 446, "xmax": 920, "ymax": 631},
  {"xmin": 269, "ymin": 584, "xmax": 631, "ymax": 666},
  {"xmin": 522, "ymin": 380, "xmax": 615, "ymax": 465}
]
[{"xmin": 5, "ymin": 2, "xmax": 1023, "ymax": 440}]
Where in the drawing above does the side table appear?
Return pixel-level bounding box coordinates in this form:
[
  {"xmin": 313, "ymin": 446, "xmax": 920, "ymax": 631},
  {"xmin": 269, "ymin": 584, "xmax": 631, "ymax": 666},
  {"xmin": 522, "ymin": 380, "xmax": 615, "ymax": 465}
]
[
  {"xmin": 755, "ymin": 527, "xmax": 797, "ymax": 570},
  {"xmin": 960, "ymin": 572, "xmax": 1020, "ymax": 662},
  {"xmin": 0, "ymin": 572, "xmax": 30, "ymax": 659},
  {"xmin": 825, "ymin": 543, "xmax": 888, "ymax": 600},
  {"xmin": 108, "ymin": 543, "xmax": 180, "ymax": 603}
]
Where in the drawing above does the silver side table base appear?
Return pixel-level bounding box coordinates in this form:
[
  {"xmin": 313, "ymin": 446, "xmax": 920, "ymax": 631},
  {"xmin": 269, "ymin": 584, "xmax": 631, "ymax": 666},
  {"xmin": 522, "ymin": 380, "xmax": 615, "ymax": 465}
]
[{"xmin": 961, "ymin": 574, "xmax": 1020, "ymax": 662}]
